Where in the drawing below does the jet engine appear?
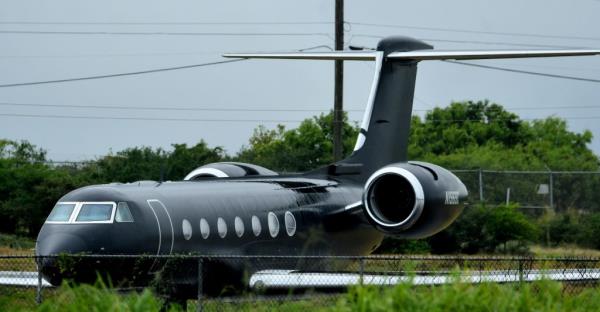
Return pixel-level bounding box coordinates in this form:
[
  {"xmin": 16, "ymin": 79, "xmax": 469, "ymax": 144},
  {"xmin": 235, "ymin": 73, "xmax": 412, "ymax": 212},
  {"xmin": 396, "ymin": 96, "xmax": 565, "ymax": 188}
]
[
  {"xmin": 362, "ymin": 162, "xmax": 468, "ymax": 239},
  {"xmin": 184, "ymin": 162, "xmax": 278, "ymax": 180}
]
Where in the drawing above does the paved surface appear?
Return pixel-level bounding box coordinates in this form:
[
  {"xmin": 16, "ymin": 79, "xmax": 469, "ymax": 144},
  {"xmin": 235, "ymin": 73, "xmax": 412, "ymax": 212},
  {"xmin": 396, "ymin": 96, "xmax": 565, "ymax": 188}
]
[
  {"xmin": 249, "ymin": 269, "xmax": 600, "ymax": 289},
  {"xmin": 0, "ymin": 271, "xmax": 51, "ymax": 287}
]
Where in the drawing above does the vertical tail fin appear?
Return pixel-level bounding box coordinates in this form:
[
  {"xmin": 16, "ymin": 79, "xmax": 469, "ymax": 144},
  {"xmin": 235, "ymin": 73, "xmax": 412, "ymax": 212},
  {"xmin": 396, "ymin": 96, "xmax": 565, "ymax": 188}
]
[{"xmin": 341, "ymin": 37, "xmax": 433, "ymax": 181}]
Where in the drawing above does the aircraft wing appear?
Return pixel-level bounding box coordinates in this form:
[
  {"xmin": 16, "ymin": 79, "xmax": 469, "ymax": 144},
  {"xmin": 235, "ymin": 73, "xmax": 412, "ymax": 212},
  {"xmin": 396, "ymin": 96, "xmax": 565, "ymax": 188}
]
[
  {"xmin": 249, "ymin": 268, "xmax": 600, "ymax": 289},
  {"xmin": 0, "ymin": 271, "xmax": 52, "ymax": 287}
]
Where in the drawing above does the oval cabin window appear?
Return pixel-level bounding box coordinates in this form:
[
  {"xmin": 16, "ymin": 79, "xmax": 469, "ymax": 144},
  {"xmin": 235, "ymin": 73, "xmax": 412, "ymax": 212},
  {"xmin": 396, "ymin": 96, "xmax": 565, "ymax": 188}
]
[
  {"xmin": 200, "ymin": 218, "xmax": 210, "ymax": 239},
  {"xmin": 234, "ymin": 217, "xmax": 245, "ymax": 237},
  {"xmin": 217, "ymin": 217, "xmax": 227, "ymax": 238},
  {"xmin": 251, "ymin": 215, "xmax": 261, "ymax": 236},
  {"xmin": 182, "ymin": 219, "xmax": 192, "ymax": 240},
  {"xmin": 268, "ymin": 212, "xmax": 280, "ymax": 238},
  {"xmin": 285, "ymin": 211, "xmax": 297, "ymax": 237}
]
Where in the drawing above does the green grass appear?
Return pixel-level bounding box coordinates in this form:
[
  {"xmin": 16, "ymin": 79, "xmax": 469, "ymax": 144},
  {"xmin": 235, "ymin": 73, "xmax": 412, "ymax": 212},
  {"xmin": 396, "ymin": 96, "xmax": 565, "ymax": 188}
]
[
  {"xmin": 333, "ymin": 280, "xmax": 600, "ymax": 312},
  {"xmin": 2, "ymin": 279, "xmax": 600, "ymax": 312},
  {"xmin": 36, "ymin": 281, "xmax": 178, "ymax": 312}
]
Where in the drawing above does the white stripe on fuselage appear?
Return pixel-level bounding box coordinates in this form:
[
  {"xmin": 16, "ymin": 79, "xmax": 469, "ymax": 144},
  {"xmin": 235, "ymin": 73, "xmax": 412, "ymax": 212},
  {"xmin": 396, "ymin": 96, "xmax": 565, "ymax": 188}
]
[
  {"xmin": 147, "ymin": 199, "xmax": 174, "ymax": 255},
  {"xmin": 145, "ymin": 200, "xmax": 162, "ymax": 256}
]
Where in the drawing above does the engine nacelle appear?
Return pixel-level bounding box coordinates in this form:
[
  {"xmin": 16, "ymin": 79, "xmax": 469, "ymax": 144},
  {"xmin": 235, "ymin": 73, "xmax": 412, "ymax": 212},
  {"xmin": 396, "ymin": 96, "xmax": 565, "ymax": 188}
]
[
  {"xmin": 184, "ymin": 162, "xmax": 278, "ymax": 180},
  {"xmin": 362, "ymin": 161, "xmax": 468, "ymax": 239}
]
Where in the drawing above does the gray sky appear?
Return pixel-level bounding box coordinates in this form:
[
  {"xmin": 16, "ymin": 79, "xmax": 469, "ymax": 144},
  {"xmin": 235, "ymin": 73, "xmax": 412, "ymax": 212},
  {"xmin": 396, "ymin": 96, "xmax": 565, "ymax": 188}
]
[{"xmin": 1, "ymin": 0, "xmax": 599, "ymax": 161}]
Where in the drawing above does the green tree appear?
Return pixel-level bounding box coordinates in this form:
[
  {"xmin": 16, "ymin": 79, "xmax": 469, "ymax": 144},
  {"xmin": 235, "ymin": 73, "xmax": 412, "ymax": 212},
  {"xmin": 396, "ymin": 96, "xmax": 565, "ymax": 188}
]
[
  {"xmin": 166, "ymin": 142, "xmax": 226, "ymax": 180},
  {"xmin": 236, "ymin": 111, "xmax": 359, "ymax": 172},
  {"xmin": 409, "ymin": 100, "xmax": 529, "ymax": 157},
  {"xmin": 80, "ymin": 141, "xmax": 225, "ymax": 183},
  {"xmin": 0, "ymin": 140, "xmax": 78, "ymax": 235},
  {"xmin": 428, "ymin": 204, "xmax": 539, "ymax": 254}
]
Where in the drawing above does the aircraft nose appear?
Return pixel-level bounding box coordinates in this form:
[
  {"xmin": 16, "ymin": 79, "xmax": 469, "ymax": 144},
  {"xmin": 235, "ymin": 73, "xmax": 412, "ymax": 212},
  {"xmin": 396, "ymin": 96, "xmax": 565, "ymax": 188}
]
[
  {"xmin": 36, "ymin": 233, "xmax": 89, "ymax": 286},
  {"xmin": 36, "ymin": 233, "xmax": 88, "ymax": 256}
]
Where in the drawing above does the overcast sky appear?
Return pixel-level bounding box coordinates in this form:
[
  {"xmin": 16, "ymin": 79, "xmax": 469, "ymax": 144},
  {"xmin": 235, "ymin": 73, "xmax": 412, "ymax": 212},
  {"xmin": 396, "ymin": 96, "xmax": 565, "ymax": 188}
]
[{"xmin": 1, "ymin": 0, "xmax": 599, "ymax": 161}]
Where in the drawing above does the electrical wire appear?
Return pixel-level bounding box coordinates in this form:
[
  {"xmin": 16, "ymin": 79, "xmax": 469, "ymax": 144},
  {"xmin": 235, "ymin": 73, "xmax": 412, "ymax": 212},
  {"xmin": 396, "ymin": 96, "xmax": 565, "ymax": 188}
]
[
  {"xmin": 349, "ymin": 34, "xmax": 590, "ymax": 49},
  {"xmin": 0, "ymin": 113, "xmax": 304, "ymax": 123},
  {"xmin": 0, "ymin": 59, "xmax": 245, "ymax": 88},
  {"xmin": 0, "ymin": 30, "xmax": 333, "ymax": 39},
  {"xmin": 0, "ymin": 101, "xmax": 363, "ymax": 112},
  {"xmin": 0, "ymin": 51, "xmax": 225, "ymax": 59},
  {"xmin": 3, "ymin": 101, "xmax": 600, "ymax": 113},
  {"xmin": 348, "ymin": 21, "xmax": 600, "ymax": 42},
  {"xmin": 444, "ymin": 60, "xmax": 600, "ymax": 83},
  {"xmin": 0, "ymin": 112, "xmax": 597, "ymax": 123},
  {"xmin": 0, "ymin": 21, "xmax": 333, "ymax": 26},
  {"xmin": 0, "ymin": 45, "xmax": 332, "ymax": 88}
]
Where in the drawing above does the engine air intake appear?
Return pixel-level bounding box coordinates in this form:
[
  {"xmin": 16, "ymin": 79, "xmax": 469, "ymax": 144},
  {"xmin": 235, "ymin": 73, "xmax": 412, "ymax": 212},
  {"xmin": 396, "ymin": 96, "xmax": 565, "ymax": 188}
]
[{"xmin": 364, "ymin": 167, "xmax": 424, "ymax": 230}]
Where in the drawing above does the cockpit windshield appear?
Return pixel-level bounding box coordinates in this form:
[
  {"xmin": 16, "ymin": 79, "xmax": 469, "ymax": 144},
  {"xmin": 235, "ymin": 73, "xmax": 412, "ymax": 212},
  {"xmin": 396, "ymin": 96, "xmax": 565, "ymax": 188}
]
[
  {"xmin": 75, "ymin": 203, "xmax": 114, "ymax": 222},
  {"xmin": 45, "ymin": 202, "xmax": 121, "ymax": 224},
  {"xmin": 46, "ymin": 203, "xmax": 77, "ymax": 222}
]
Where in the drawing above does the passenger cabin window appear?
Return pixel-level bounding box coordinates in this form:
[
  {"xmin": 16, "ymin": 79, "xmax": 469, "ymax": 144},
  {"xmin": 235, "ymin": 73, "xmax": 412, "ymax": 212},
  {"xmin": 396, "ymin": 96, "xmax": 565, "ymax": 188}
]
[
  {"xmin": 47, "ymin": 203, "xmax": 76, "ymax": 222},
  {"xmin": 115, "ymin": 202, "xmax": 134, "ymax": 222},
  {"xmin": 75, "ymin": 203, "xmax": 114, "ymax": 222}
]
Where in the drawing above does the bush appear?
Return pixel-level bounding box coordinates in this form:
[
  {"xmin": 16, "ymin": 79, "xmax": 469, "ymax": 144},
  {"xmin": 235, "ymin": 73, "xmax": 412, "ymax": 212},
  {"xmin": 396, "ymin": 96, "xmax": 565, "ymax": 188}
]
[
  {"xmin": 376, "ymin": 239, "xmax": 430, "ymax": 255},
  {"xmin": 428, "ymin": 204, "xmax": 539, "ymax": 254},
  {"xmin": 545, "ymin": 211, "xmax": 600, "ymax": 249},
  {"xmin": 546, "ymin": 211, "xmax": 581, "ymax": 246},
  {"xmin": 576, "ymin": 213, "xmax": 600, "ymax": 249}
]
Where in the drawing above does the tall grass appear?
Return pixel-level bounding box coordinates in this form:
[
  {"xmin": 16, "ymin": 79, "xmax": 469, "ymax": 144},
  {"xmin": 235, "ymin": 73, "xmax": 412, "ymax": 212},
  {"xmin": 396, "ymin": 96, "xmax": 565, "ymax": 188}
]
[
  {"xmin": 3, "ymin": 279, "xmax": 600, "ymax": 312},
  {"xmin": 36, "ymin": 280, "xmax": 180, "ymax": 312},
  {"xmin": 334, "ymin": 280, "xmax": 600, "ymax": 312}
]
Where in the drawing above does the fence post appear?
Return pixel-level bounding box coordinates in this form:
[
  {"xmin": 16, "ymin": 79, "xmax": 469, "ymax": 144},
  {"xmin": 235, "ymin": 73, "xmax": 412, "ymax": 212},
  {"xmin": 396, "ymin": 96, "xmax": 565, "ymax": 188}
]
[
  {"xmin": 197, "ymin": 257, "xmax": 203, "ymax": 312},
  {"xmin": 359, "ymin": 258, "xmax": 365, "ymax": 286},
  {"xmin": 549, "ymin": 171, "xmax": 554, "ymax": 210},
  {"xmin": 478, "ymin": 168, "xmax": 484, "ymax": 202},
  {"xmin": 518, "ymin": 259, "xmax": 523, "ymax": 283},
  {"xmin": 36, "ymin": 257, "xmax": 42, "ymax": 305}
]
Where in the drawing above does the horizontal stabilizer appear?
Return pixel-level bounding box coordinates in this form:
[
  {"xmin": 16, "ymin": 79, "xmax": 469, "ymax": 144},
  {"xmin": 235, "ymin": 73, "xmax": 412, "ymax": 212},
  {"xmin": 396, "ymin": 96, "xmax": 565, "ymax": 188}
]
[
  {"xmin": 388, "ymin": 49, "xmax": 600, "ymax": 60},
  {"xmin": 224, "ymin": 50, "xmax": 600, "ymax": 61}
]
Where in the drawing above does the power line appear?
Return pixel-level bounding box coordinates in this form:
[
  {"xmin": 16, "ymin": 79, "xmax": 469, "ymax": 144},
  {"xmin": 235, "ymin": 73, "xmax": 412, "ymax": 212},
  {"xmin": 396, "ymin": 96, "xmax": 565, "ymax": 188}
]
[
  {"xmin": 349, "ymin": 34, "xmax": 590, "ymax": 49},
  {"xmin": 2, "ymin": 101, "xmax": 599, "ymax": 113},
  {"xmin": 0, "ymin": 45, "xmax": 331, "ymax": 88},
  {"xmin": 0, "ymin": 44, "xmax": 332, "ymax": 59},
  {"xmin": 0, "ymin": 30, "xmax": 333, "ymax": 39},
  {"xmin": 0, "ymin": 101, "xmax": 364, "ymax": 112},
  {"xmin": 0, "ymin": 113, "xmax": 304, "ymax": 123},
  {"xmin": 0, "ymin": 59, "xmax": 245, "ymax": 88},
  {"xmin": 0, "ymin": 21, "xmax": 333, "ymax": 26},
  {"xmin": 0, "ymin": 51, "xmax": 224, "ymax": 59},
  {"xmin": 0, "ymin": 112, "xmax": 597, "ymax": 123},
  {"xmin": 445, "ymin": 60, "xmax": 600, "ymax": 83},
  {"xmin": 349, "ymin": 21, "xmax": 600, "ymax": 42}
]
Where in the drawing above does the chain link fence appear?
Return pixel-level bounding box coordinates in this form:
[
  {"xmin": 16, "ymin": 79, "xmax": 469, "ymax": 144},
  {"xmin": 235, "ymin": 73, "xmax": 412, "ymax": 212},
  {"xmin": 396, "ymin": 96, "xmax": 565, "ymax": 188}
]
[
  {"xmin": 452, "ymin": 170, "xmax": 600, "ymax": 212},
  {"xmin": 1, "ymin": 254, "xmax": 600, "ymax": 311}
]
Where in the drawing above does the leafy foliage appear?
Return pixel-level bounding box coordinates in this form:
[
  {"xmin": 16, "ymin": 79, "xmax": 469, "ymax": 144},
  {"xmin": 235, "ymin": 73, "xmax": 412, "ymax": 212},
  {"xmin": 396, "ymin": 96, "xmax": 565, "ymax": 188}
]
[
  {"xmin": 0, "ymin": 140, "xmax": 226, "ymax": 236},
  {"xmin": 236, "ymin": 111, "xmax": 359, "ymax": 172}
]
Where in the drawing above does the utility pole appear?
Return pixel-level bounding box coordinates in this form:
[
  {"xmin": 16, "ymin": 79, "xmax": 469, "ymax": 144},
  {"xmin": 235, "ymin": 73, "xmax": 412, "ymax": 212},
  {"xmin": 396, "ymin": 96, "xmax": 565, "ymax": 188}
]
[{"xmin": 333, "ymin": 0, "xmax": 344, "ymax": 161}]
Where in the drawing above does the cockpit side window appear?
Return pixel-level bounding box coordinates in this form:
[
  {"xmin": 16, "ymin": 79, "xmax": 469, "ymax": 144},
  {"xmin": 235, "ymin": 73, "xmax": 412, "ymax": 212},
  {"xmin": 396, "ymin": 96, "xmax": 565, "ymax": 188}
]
[
  {"xmin": 46, "ymin": 203, "xmax": 77, "ymax": 222},
  {"xmin": 115, "ymin": 202, "xmax": 134, "ymax": 222},
  {"xmin": 75, "ymin": 203, "xmax": 114, "ymax": 222}
]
